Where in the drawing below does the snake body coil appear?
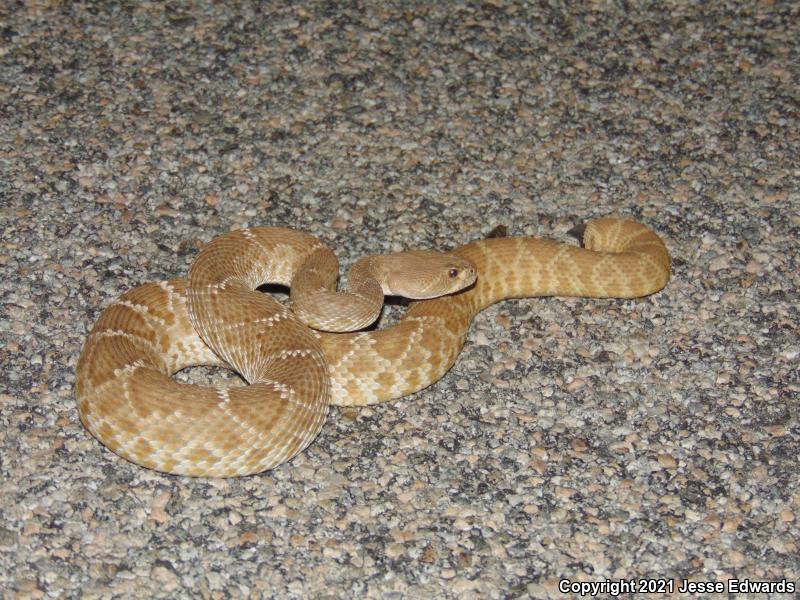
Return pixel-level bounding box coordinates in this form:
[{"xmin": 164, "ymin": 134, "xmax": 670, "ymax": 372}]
[{"xmin": 76, "ymin": 218, "xmax": 670, "ymax": 477}]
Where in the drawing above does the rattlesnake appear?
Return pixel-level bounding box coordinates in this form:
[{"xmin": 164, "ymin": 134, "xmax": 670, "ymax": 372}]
[{"xmin": 76, "ymin": 218, "xmax": 670, "ymax": 477}]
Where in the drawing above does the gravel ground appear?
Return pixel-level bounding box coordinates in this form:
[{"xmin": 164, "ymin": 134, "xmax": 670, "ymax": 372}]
[{"xmin": 1, "ymin": 2, "xmax": 798, "ymax": 598}]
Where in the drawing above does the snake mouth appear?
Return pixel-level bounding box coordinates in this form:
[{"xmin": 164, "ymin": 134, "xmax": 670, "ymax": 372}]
[{"xmin": 412, "ymin": 275, "xmax": 478, "ymax": 299}]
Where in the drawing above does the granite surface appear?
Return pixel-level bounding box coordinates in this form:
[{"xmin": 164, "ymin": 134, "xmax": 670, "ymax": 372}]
[{"xmin": 1, "ymin": 1, "xmax": 798, "ymax": 598}]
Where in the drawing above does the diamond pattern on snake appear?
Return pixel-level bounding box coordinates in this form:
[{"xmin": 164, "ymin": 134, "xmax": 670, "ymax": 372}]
[{"xmin": 76, "ymin": 218, "xmax": 670, "ymax": 477}]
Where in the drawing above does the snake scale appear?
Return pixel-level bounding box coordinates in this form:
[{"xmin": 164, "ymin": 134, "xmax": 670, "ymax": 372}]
[{"xmin": 76, "ymin": 218, "xmax": 670, "ymax": 477}]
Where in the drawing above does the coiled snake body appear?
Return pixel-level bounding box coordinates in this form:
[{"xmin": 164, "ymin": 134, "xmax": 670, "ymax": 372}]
[{"xmin": 76, "ymin": 218, "xmax": 670, "ymax": 477}]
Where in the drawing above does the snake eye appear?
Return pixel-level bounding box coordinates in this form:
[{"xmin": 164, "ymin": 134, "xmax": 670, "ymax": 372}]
[{"xmin": 448, "ymin": 268, "xmax": 459, "ymax": 278}]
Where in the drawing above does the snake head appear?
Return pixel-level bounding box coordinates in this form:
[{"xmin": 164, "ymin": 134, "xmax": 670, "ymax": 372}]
[{"xmin": 382, "ymin": 250, "xmax": 477, "ymax": 299}]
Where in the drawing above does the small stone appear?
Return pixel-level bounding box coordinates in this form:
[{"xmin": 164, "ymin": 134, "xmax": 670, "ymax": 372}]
[
  {"xmin": 658, "ymin": 454, "xmax": 677, "ymax": 468},
  {"xmin": 709, "ymin": 255, "xmax": 730, "ymax": 271},
  {"xmin": 420, "ymin": 547, "xmax": 437, "ymax": 563},
  {"xmin": 151, "ymin": 566, "xmax": 180, "ymax": 591},
  {"xmin": 566, "ymin": 377, "xmax": 587, "ymax": 392},
  {"xmin": 238, "ymin": 531, "xmax": 258, "ymax": 545}
]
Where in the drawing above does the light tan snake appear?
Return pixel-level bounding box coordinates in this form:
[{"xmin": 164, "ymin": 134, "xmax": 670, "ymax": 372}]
[{"xmin": 76, "ymin": 218, "xmax": 670, "ymax": 477}]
